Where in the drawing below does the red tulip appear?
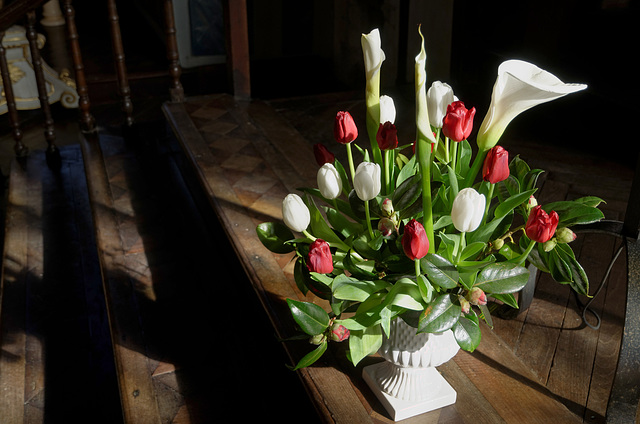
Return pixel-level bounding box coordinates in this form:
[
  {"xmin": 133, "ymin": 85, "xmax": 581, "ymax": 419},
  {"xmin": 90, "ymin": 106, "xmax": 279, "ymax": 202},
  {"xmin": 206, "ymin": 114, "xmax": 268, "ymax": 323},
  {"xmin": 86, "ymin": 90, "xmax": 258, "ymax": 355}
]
[
  {"xmin": 313, "ymin": 143, "xmax": 335, "ymax": 166},
  {"xmin": 442, "ymin": 101, "xmax": 476, "ymax": 142},
  {"xmin": 482, "ymin": 145, "xmax": 510, "ymax": 184},
  {"xmin": 333, "ymin": 111, "xmax": 358, "ymax": 144},
  {"xmin": 376, "ymin": 121, "xmax": 398, "ymax": 151},
  {"xmin": 307, "ymin": 239, "xmax": 334, "ymax": 274},
  {"xmin": 402, "ymin": 219, "xmax": 429, "ymax": 261},
  {"xmin": 525, "ymin": 206, "xmax": 559, "ymax": 243}
]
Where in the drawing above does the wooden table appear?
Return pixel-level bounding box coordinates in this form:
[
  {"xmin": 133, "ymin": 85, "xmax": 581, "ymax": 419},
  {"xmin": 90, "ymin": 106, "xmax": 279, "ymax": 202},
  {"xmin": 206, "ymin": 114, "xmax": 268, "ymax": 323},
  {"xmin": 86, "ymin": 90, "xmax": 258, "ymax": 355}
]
[{"xmin": 162, "ymin": 93, "xmax": 584, "ymax": 423}]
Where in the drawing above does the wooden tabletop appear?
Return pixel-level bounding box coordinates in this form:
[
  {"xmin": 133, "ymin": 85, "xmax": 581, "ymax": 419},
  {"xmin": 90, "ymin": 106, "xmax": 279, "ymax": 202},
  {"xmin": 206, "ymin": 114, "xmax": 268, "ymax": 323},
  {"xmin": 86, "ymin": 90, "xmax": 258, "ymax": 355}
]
[{"xmin": 163, "ymin": 93, "xmax": 585, "ymax": 423}]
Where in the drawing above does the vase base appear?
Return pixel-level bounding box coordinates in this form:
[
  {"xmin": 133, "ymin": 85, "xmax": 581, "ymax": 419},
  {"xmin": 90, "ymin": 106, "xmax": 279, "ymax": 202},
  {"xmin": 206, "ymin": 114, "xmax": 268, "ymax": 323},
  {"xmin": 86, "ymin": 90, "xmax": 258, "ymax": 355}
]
[{"xmin": 363, "ymin": 363, "xmax": 456, "ymax": 421}]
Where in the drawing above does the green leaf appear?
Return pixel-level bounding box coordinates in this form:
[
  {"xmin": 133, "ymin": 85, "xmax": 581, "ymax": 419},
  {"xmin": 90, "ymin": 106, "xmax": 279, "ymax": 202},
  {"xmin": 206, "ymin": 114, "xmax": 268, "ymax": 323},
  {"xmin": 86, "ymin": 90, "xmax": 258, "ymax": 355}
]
[
  {"xmin": 325, "ymin": 207, "xmax": 362, "ymax": 238},
  {"xmin": 494, "ymin": 189, "xmax": 537, "ymax": 219},
  {"xmin": 555, "ymin": 244, "xmax": 590, "ymax": 295},
  {"xmin": 343, "ymin": 251, "xmax": 378, "ymax": 280},
  {"xmin": 333, "ymin": 277, "xmax": 389, "ymax": 302},
  {"xmin": 348, "ymin": 325, "xmax": 383, "ymax": 366},
  {"xmin": 453, "ymin": 313, "xmax": 481, "ymax": 352},
  {"xmin": 256, "ymin": 222, "xmax": 295, "ymax": 254},
  {"xmin": 474, "ymin": 262, "xmax": 530, "ymax": 294},
  {"xmin": 393, "ymin": 174, "xmax": 422, "ymax": 212},
  {"xmin": 490, "ymin": 292, "xmax": 519, "ymax": 309},
  {"xmin": 286, "ymin": 298, "xmax": 331, "ymax": 336},
  {"xmin": 383, "ymin": 278, "xmax": 424, "ymax": 311},
  {"xmin": 459, "ymin": 241, "xmax": 487, "ymax": 262},
  {"xmin": 420, "ymin": 253, "xmax": 459, "ymax": 289},
  {"xmin": 289, "ymin": 341, "xmax": 327, "ymax": 370},
  {"xmin": 542, "ymin": 200, "xmax": 605, "ymax": 226},
  {"xmin": 418, "ymin": 294, "xmax": 462, "ymax": 333}
]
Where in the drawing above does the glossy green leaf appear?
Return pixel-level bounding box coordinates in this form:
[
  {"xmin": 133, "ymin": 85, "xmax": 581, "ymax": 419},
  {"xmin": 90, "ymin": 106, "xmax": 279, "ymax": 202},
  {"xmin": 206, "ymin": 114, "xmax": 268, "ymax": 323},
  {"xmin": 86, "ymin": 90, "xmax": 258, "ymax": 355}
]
[
  {"xmin": 286, "ymin": 298, "xmax": 330, "ymax": 336},
  {"xmin": 420, "ymin": 253, "xmax": 459, "ymax": 289},
  {"xmin": 393, "ymin": 174, "xmax": 422, "ymax": 212},
  {"xmin": 418, "ymin": 294, "xmax": 461, "ymax": 333},
  {"xmin": 333, "ymin": 277, "xmax": 389, "ymax": 302},
  {"xmin": 256, "ymin": 222, "xmax": 295, "ymax": 254},
  {"xmin": 348, "ymin": 325, "xmax": 383, "ymax": 366},
  {"xmin": 542, "ymin": 201, "xmax": 605, "ymax": 226},
  {"xmin": 453, "ymin": 313, "xmax": 481, "ymax": 352},
  {"xmin": 289, "ymin": 341, "xmax": 327, "ymax": 370},
  {"xmin": 474, "ymin": 262, "xmax": 529, "ymax": 294}
]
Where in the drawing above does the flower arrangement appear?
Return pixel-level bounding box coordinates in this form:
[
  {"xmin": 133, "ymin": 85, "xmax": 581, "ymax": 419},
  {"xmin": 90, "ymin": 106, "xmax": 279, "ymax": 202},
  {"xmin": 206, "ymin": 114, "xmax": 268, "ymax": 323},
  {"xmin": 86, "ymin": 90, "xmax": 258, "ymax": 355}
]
[{"xmin": 256, "ymin": 27, "xmax": 604, "ymax": 370}]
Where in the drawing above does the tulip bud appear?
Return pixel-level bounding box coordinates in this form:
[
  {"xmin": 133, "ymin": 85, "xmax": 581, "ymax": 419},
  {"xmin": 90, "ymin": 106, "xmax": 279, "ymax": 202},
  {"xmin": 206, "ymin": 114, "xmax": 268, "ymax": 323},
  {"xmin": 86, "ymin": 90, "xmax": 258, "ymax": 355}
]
[
  {"xmin": 402, "ymin": 219, "xmax": 429, "ymax": 261},
  {"xmin": 334, "ymin": 111, "xmax": 358, "ymax": 144},
  {"xmin": 482, "ymin": 145, "xmax": 510, "ymax": 184},
  {"xmin": 282, "ymin": 193, "xmax": 310, "ymax": 233},
  {"xmin": 525, "ymin": 205, "xmax": 559, "ymax": 243},
  {"xmin": 451, "ymin": 188, "xmax": 486, "ymax": 233},
  {"xmin": 467, "ymin": 287, "xmax": 487, "ymax": 306},
  {"xmin": 317, "ymin": 163, "xmax": 342, "ymax": 200},
  {"xmin": 307, "ymin": 239, "xmax": 334, "ymax": 274},
  {"xmin": 556, "ymin": 227, "xmax": 577, "ymax": 244},
  {"xmin": 378, "ymin": 217, "xmax": 396, "ymax": 237},
  {"xmin": 353, "ymin": 161, "xmax": 381, "ymax": 201},
  {"xmin": 376, "ymin": 121, "xmax": 398, "ymax": 151},
  {"xmin": 442, "ymin": 101, "xmax": 476, "ymax": 142},
  {"xmin": 330, "ymin": 323, "xmax": 350, "ymax": 342},
  {"xmin": 313, "ymin": 143, "xmax": 335, "ymax": 166},
  {"xmin": 543, "ymin": 238, "xmax": 557, "ymax": 252},
  {"xmin": 458, "ymin": 295, "xmax": 471, "ymax": 314},
  {"xmin": 527, "ymin": 195, "xmax": 538, "ymax": 210},
  {"xmin": 427, "ymin": 81, "xmax": 455, "ymax": 128},
  {"xmin": 379, "ymin": 95, "xmax": 396, "ymax": 124},
  {"xmin": 310, "ymin": 334, "xmax": 326, "ymax": 345},
  {"xmin": 381, "ymin": 198, "xmax": 394, "ymax": 217}
]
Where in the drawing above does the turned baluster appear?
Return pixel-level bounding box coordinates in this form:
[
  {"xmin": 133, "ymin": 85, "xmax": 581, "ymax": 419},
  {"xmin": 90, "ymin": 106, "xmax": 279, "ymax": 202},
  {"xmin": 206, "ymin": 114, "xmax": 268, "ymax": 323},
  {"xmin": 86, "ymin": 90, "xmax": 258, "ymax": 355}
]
[
  {"xmin": 164, "ymin": 0, "xmax": 183, "ymax": 102},
  {"xmin": 26, "ymin": 10, "xmax": 60, "ymax": 167},
  {"xmin": 107, "ymin": 0, "xmax": 134, "ymax": 128},
  {"xmin": 61, "ymin": 0, "xmax": 95, "ymax": 133},
  {"xmin": 0, "ymin": 31, "xmax": 28, "ymax": 159}
]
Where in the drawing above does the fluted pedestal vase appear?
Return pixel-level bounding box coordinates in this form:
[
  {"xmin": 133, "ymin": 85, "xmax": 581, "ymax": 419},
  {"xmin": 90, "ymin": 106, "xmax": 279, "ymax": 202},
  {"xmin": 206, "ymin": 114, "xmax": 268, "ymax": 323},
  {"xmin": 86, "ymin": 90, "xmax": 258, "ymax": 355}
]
[{"xmin": 363, "ymin": 318, "xmax": 460, "ymax": 421}]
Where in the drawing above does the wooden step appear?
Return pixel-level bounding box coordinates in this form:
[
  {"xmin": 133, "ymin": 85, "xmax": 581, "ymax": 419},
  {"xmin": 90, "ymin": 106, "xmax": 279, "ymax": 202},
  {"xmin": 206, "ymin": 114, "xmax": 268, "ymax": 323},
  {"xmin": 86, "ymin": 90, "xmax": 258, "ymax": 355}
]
[
  {"xmin": 161, "ymin": 92, "xmax": 616, "ymax": 423},
  {"xmin": 0, "ymin": 146, "xmax": 121, "ymax": 423}
]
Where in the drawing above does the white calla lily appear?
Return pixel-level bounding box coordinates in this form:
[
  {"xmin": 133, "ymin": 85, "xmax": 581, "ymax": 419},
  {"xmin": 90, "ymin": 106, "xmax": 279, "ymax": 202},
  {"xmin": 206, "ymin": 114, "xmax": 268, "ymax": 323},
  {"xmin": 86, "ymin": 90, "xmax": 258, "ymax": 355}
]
[
  {"xmin": 361, "ymin": 28, "xmax": 387, "ymax": 166},
  {"xmin": 414, "ymin": 28, "xmax": 437, "ymax": 144},
  {"xmin": 379, "ymin": 95, "xmax": 396, "ymax": 124},
  {"xmin": 361, "ymin": 28, "xmax": 385, "ymax": 81},
  {"xmin": 477, "ymin": 60, "xmax": 587, "ymax": 151}
]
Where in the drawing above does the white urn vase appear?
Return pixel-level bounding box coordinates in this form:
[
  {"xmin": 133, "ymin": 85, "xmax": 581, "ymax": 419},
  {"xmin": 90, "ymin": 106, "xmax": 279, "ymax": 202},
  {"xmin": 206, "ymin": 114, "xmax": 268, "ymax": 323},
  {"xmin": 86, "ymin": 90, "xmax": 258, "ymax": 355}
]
[{"xmin": 362, "ymin": 318, "xmax": 460, "ymax": 421}]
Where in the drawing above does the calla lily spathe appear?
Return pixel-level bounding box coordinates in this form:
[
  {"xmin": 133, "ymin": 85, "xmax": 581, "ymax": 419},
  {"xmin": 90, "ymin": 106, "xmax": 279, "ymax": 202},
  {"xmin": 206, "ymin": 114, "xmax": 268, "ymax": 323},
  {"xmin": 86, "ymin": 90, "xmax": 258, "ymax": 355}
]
[
  {"xmin": 361, "ymin": 29, "xmax": 385, "ymax": 82},
  {"xmin": 414, "ymin": 28, "xmax": 437, "ymax": 145},
  {"xmin": 476, "ymin": 60, "xmax": 587, "ymax": 151}
]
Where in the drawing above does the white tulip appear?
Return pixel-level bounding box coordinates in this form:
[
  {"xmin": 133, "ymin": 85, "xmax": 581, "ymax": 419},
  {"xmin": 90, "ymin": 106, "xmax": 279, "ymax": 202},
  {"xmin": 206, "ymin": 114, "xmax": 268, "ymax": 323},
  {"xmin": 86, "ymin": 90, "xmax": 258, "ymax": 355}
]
[
  {"xmin": 379, "ymin": 95, "xmax": 396, "ymax": 124},
  {"xmin": 427, "ymin": 81, "xmax": 455, "ymax": 128},
  {"xmin": 451, "ymin": 188, "xmax": 486, "ymax": 233},
  {"xmin": 477, "ymin": 60, "xmax": 587, "ymax": 151},
  {"xmin": 353, "ymin": 161, "xmax": 381, "ymax": 201},
  {"xmin": 317, "ymin": 163, "xmax": 342, "ymax": 200},
  {"xmin": 282, "ymin": 193, "xmax": 310, "ymax": 233}
]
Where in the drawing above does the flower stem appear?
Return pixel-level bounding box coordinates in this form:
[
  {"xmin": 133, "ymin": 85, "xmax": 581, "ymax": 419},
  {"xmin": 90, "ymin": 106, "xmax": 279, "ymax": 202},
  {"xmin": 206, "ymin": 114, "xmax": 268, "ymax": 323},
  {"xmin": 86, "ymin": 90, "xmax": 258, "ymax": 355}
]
[
  {"xmin": 346, "ymin": 143, "xmax": 356, "ymax": 184},
  {"xmin": 417, "ymin": 138, "xmax": 435, "ymax": 252},
  {"xmin": 415, "ymin": 258, "xmax": 421, "ymax": 278},
  {"xmin": 464, "ymin": 148, "xmax": 488, "ymax": 189},
  {"xmin": 456, "ymin": 232, "xmax": 466, "ymax": 264},
  {"xmin": 483, "ymin": 183, "xmax": 495, "ymax": 225},
  {"xmin": 364, "ymin": 199, "xmax": 375, "ymax": 240},
  {"xmin": 517, "ymin": 239, "xmax": 536, "ymax": 266},
  {"xmin": 303, "ymin": 229, "xmax": 316, "ymax": 241},
  {"xmin": 384, "ymin": 149, "xmax": 391, "ymax": 195}
]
